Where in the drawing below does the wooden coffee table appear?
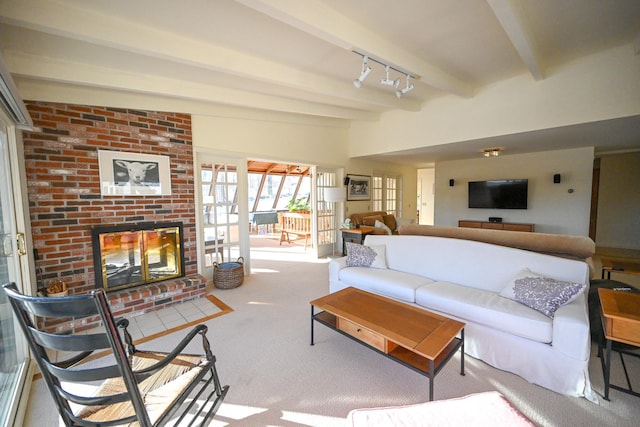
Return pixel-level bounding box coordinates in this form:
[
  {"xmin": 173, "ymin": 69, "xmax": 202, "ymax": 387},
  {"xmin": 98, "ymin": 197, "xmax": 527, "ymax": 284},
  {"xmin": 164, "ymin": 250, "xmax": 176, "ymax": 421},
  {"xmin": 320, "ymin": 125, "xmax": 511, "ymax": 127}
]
[{"xmin": 310, "ymin": 287, "xmax": 465, "ymax": 401}]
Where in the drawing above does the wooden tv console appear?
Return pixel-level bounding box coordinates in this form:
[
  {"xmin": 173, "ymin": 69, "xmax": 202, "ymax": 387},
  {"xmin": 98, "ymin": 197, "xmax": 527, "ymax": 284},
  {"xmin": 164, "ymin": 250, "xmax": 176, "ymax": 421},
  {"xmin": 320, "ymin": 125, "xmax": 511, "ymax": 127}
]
[{"xmin": 459, "ymin": 220, "xmax": 534, "ymax": 232}]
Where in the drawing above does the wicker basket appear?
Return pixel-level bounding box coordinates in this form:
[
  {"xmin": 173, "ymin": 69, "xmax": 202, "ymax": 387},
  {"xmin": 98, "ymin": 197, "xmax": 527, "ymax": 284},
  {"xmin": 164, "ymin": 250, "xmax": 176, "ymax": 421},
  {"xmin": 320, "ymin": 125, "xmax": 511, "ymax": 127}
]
[{"xmin": 213, "ymin": 257, "xmax": 245, "ymax": 289}]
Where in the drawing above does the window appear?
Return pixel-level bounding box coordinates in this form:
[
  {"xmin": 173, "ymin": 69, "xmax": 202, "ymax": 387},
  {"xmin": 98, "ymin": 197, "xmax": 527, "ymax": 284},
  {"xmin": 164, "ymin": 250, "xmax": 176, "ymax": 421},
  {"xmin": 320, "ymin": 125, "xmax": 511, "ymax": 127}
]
[
  {"xmin": 372, "ymin": 176, "xmax": 383, "ymax": 211},
  {"xmin": 247, "ymin": 169, "xmax": 310, "ymax": 212},
  {"xmin": 256, "ymin": 174, "xmax": 282, "ymax": 211},
  {"xmin": 385, "ymin": 177, "xmax": 397, "ymax": 216},
  {"xmin": 372, "ymin": 173, "xmax": 400, "ymax": 216}
]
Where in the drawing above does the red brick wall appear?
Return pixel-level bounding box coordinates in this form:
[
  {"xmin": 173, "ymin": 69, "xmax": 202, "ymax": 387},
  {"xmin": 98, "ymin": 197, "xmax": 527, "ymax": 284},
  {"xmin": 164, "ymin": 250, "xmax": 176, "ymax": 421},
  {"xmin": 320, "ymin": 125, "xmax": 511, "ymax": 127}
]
[{"xmin": 22, "ymin": 101, "xmax": 206, "ymax": 331}]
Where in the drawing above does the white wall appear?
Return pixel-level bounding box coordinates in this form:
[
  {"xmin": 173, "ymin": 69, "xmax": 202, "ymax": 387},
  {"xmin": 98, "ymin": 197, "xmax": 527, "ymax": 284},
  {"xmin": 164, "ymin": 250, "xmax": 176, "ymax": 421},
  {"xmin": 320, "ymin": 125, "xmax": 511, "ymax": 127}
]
[
  {"xmin": 434, "ymin": 147, "xmax": 594, "ymax": 236},
  {"xmin": 192, "ymin": 113, "xmax": 350, "ymax": 168},
  {"xmin": 596, "ymin": 152, "xmax": 640, "ymax": 250},
  {"xmin": 348, "ymin": 44, "xmax": 640, "ymax": 158}
]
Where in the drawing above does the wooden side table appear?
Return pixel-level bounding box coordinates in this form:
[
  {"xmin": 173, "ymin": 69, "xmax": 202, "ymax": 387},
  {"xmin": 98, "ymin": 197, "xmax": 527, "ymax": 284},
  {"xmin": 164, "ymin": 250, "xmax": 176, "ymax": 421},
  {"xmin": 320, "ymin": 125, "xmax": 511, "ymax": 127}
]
[
  {"xmin": 340, "ymin": 227, "xmax": 375, "ymax": 256},
  {"xmin": 600, "ymin": 257, "xmax": 640, "ymax": 280},
  {"xmin": 598, "ymin": 288, "xmax": 640, "ymax": 400}
]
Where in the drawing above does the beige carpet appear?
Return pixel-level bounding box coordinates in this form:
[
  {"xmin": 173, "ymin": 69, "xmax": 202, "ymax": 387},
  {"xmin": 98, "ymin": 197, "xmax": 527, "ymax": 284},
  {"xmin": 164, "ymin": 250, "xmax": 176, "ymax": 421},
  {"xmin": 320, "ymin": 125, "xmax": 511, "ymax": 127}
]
[{"xmin": 26, "ymin": 256, "xmax": 640, "ymax": 426}]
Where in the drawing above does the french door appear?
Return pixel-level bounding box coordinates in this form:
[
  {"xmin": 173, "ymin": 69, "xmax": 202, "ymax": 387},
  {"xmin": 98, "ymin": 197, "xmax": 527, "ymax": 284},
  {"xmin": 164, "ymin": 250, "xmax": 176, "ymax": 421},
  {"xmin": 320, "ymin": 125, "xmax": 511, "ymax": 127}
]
[
  {"xmin": 198, "ymin": 155, "xmax": 250, "ymax": 279},
  {"xmin": 316, "ymin": 169, "xmax": 342, "ymax": 257},
  {"xmin": 0, "ymin": 129, "xmax": 31, "ymax": 427}
]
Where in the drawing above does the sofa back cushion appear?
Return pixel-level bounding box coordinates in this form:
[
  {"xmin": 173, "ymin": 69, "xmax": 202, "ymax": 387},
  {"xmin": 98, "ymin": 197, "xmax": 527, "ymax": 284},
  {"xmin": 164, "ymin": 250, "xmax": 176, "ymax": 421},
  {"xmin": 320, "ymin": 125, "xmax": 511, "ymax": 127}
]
[
  {"xmin": 350, "ymin": 211, "xmax": 390, "ymax": 227},
  {"xmin": 382, "ymin": 214, "xmax": 397, "ymax": 231},
  {"xmin": 364, "ymin": 235, "xmax": 589, "ymax": 293},
  {"xmin": 362, "ymin": 214, "xmax": 384, "ymax": 227}
]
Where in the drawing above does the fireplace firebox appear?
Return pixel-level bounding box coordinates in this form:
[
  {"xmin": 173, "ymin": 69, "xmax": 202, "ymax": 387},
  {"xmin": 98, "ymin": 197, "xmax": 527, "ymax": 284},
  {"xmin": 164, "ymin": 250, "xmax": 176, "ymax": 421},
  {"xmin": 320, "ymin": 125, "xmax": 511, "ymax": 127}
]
[{"xmin": 92, "ymin": 222, "xmax": 185, "ymax": 292}]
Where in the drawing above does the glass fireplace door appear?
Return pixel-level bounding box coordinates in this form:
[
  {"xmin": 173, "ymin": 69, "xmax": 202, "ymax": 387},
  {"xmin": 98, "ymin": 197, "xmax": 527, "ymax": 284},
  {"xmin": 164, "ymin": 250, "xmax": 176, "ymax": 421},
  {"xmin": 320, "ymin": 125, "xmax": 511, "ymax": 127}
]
[{"xmin": 94, "ymin": 224, "xmax": 184, "ymax": 291}]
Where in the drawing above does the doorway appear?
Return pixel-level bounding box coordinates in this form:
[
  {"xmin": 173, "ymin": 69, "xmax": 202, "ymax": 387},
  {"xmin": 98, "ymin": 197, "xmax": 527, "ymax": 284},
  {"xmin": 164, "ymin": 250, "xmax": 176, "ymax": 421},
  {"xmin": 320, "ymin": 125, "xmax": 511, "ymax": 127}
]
[{"xmin": 417, "ymin": 168, "xmax": 435, "ymax": 225}]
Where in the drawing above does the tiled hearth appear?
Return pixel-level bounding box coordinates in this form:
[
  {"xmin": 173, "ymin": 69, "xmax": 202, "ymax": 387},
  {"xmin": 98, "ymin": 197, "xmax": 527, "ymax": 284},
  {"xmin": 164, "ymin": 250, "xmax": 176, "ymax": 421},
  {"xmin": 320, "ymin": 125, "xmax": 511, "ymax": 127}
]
[{"xmin": 43, "ymin": 275, "xmax": 208, "ymax": 334}]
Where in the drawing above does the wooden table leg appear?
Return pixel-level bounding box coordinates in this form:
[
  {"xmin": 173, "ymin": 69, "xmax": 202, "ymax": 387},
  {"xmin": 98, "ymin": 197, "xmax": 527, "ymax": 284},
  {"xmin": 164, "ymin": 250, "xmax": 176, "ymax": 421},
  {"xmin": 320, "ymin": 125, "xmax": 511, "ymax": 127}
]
[
  {"xmin": 429, "ymin": 359, "xmax": 434, "ymax": 401},
  {"xmin": 460, "ymin": 328, "xmax": 465, "ymax": 376},
  {"xmin": 310, "ymin": 305, "xmax": 315, "ymax": 346}
]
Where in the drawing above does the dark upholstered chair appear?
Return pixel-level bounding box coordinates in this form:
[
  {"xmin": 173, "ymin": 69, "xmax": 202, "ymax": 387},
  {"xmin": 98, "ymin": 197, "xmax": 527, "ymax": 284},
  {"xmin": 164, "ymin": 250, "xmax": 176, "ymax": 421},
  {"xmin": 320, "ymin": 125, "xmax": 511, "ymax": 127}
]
[{"xmin": 2, "ymin": 282, "xmax": 228, "ymax": 427}]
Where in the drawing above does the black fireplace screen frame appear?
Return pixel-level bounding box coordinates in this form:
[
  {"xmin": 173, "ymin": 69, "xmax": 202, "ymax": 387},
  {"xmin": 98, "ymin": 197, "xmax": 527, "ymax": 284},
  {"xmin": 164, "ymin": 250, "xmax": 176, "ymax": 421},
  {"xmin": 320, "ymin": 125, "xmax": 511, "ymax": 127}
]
[{"xmin": 91, "ymin": 222, "xmax": 185, "ymax": 292}]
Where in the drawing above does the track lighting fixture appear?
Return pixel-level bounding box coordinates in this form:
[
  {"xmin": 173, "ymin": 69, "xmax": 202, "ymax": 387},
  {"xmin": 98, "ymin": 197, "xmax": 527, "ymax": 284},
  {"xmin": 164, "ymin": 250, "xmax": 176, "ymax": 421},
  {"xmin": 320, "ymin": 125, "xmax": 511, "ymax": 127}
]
[
  {"xmin": 395, "ymin": 74, "xmax": 414, "ymax": 98},
  {"xmin": 482, "ymin": 148, "xmax": 501, "ymax": 157},
  {"xmin": 353, "ymin": 56, "xmax": 372, "ymax": 88},
  {"xmin": 352, "ymin": 50, "xmax": 418, "ymax": 97},
  {"xmin": 380, "ymin": 65, "xmax": 400, "ymax": 88}
]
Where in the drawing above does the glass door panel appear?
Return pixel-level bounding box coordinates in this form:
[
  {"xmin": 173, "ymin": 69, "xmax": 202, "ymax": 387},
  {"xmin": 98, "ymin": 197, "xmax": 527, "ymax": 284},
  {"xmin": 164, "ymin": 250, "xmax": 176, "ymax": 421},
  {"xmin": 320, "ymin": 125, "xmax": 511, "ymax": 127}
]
[
  {"xmin": 200, "ymin": 158, "xmax": 248, "ymax": 279},
  {"xmin": 316, "ymin": 169, "xmax": 340, "ymax": 257},
  {"xmin": 0, "ymin": 130, "xmax": 29, "ymax": 427}
]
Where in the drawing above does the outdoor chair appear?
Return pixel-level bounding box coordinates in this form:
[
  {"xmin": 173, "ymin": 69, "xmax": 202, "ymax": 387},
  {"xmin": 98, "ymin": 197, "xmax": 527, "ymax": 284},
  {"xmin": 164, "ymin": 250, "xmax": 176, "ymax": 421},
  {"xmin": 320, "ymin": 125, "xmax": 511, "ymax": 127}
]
[{"xmin": 2, "ymin": 282, "xmax": 228, "ymax": 427}]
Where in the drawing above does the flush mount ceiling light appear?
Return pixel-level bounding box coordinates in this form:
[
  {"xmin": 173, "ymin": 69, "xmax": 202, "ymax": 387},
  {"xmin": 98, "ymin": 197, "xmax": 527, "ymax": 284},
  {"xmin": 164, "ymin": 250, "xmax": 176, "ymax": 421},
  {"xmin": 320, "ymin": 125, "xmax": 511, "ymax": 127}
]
[
  {"xmin": 482, "ymin": 148, "xmax": 501, "ymax": 157},
  {"xmin": 353, "ymin": 56, "xmax": 372, "ymax": 88},
  {"xmin": 380, "ymin": 65, "xmax": 400, "ymax": 88},
  {"xmin": 352, "ymin": 49, "xmax": 418, "ymax": 96},
  {"xmin": 395, "ymin": 74, "xmax": 415, "ymax": 98}
]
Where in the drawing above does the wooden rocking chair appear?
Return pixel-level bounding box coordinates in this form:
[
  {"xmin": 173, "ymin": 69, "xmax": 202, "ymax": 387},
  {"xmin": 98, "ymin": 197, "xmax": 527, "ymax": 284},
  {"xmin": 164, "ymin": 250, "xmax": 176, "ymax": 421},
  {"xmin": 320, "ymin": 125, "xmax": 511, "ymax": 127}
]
[{"xmin": 2, "ymin": 283, "xmax": 229, "ymax": 427}]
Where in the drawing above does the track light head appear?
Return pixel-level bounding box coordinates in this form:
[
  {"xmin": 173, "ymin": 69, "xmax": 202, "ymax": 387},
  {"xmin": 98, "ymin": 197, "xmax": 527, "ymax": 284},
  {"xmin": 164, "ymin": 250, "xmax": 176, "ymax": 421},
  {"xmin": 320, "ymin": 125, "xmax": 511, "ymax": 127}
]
[
  {"xmin": 353, "ymin": 66, "xmax": 371, "ymax": 88},
  {"xmin": 395, "ymin": 75, "xmax": 414, "ymax": 98},
  {"xmin": 380, "ymin": 65, "xmax": 400, "ymax": 88},
  {"xmin": 353, "ymin": 56, "xmax": 371, "ymax": 88}
]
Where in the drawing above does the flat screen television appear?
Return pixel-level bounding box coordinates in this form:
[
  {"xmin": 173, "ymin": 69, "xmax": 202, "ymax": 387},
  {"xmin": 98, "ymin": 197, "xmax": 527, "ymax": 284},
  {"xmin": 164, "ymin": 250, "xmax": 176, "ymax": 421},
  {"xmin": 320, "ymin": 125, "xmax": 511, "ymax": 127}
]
[{"xmin": 468, "ymin": 179, "xmax": 528, "ymax": 209}]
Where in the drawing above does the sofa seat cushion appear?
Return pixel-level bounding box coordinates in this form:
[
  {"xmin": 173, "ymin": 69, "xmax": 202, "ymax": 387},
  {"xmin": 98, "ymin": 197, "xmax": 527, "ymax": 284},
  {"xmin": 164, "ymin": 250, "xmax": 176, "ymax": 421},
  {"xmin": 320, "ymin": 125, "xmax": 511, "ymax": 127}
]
[
  {"xmin": 415, "ymin": 281, "xmax": 552, "ymax": 343},
  {"xmin": 339, "ymin": 267, "xmax": 434, "ymax": 303}
]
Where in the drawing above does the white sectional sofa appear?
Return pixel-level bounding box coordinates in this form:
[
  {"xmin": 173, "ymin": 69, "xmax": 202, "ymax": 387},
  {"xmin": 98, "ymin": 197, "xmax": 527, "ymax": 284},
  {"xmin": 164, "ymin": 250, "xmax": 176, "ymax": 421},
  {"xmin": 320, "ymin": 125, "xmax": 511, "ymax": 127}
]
[{"xmin": 328, "ymin": 234, "xmax": 596, "ymax": 400}]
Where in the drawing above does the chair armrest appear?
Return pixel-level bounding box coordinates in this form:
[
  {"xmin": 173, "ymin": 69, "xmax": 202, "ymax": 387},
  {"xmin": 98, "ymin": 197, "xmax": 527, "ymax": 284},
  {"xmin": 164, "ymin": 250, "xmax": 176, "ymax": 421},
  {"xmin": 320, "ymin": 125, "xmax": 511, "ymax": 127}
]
[
  {"xmin": 132, "ymin": 325, "xmax": 212, "ymax": 378},
  {"xmin": 552, "ymin": 292, "xmax": 590, "ymax": 360}
]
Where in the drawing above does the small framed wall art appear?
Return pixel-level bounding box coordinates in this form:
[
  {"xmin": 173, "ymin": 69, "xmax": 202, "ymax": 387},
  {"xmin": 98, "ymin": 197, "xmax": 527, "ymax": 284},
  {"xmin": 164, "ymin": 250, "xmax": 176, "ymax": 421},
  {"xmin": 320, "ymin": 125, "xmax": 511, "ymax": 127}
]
[
  {"xmin": 346, "ymin": 174, "xmax": 371, "ymax": 201},
  {"xmin": 98, "ymin": 150, "xmax": 172, "ymax": 196}
]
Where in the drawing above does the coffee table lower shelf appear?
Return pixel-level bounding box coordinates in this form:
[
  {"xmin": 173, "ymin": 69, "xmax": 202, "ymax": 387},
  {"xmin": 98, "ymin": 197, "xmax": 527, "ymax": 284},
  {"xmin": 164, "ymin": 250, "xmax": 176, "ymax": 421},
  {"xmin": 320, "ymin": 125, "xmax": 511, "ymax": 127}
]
[{"xmin": 311, "ymin": 309, "xmax": 464, "ymax": 401}]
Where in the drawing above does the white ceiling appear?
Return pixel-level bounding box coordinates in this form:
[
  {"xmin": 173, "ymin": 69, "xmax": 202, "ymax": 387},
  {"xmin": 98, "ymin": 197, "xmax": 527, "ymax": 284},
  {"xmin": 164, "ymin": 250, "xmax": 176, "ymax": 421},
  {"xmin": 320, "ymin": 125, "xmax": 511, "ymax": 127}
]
[{"xmin": 1, "ymin": 0, "xmax": 639, "ymax": 164}]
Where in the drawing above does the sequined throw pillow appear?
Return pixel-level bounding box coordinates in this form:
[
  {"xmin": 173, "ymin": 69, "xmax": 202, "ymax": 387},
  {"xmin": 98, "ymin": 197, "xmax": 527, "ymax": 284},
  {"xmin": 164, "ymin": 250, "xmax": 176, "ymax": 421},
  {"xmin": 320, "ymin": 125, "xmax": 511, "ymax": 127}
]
[{"xmin": 346, "ymin": 242, "xmax": 387, "ymax": 269}]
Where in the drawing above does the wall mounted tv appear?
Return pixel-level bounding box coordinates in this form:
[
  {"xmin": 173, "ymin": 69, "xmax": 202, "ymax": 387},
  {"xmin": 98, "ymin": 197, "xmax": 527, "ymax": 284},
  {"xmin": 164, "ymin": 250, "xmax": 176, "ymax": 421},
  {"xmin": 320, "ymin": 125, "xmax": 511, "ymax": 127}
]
[{"xmin": 468, "ymin": 179, "xmax": 528, "ymax": 209}]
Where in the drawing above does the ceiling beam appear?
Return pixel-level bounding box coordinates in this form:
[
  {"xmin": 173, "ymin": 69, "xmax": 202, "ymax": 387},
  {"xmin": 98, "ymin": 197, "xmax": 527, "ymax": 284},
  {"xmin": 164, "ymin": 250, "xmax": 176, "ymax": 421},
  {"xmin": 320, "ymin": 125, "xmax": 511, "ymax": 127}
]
[
  {"xmin": 0, "ymin": 0, "xmax": 420, "ymax": 112},
  {"xmin": 234, "ymin": 0, "xmax": 474, "ymax": 97},
  {"xmin": 4, "ymin": 51, "xmax": 381, "ymax": 121},
  {"xmin": 487, "ymin": 0, "xmax": 544, "ymax": 81}
]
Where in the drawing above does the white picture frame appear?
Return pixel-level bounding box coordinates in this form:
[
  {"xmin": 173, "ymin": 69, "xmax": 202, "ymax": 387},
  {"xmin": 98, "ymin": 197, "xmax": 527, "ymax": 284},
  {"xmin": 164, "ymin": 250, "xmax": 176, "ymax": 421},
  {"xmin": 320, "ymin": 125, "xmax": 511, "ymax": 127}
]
[{"xmin": 98, "ymin": 150, "xmax": 172, "ymax": 196}]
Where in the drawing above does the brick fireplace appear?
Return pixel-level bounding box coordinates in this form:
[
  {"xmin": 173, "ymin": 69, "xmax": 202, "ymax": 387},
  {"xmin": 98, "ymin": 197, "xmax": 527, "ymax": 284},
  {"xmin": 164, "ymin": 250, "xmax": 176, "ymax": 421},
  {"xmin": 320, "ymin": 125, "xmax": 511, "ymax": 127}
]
[{"xmin": 23, "ymin": 102, "xmax": 207, "ymax": 332}]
